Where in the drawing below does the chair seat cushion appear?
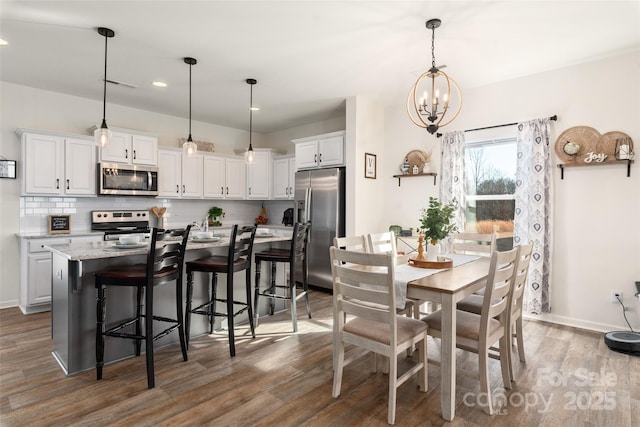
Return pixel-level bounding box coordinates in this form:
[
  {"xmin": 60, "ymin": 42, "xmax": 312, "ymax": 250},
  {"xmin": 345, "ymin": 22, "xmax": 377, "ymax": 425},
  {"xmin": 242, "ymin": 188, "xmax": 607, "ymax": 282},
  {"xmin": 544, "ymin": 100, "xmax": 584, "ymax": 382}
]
[
  {"xmin": 344, "ymin": 315, "xmax": 427, "ymax": 345},
  {"xmin": 255, "ymin": 248, "xmax": 291, "ymax": 262},
  {"xmin": 95, "ymin": 264, "xmax": 178, "ymax": 282},
  {"xmin": 456, "ymin": 294, "xmax": 483, "ymax": 314},
  {"xmin": 422, "ymin": 309, "xmax": 501, "ymax": 341},
  {"xmin": 187, "ymin": 255, "xmax": 247, "ymax": 271}
]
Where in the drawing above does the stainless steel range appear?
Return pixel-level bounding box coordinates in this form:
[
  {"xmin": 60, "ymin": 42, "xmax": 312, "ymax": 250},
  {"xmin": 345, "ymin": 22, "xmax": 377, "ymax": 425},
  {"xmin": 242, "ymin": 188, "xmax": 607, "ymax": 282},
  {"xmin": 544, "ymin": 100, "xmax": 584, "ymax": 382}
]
[{"xmin": 91, "ymin": 210, "xmax": 150, "ymax": 241}]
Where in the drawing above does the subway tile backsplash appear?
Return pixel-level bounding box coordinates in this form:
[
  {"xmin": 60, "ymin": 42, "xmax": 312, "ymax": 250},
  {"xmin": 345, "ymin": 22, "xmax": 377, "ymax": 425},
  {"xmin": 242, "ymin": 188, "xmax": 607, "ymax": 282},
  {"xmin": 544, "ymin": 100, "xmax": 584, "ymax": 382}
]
[{"xmin": 19, "ymin": 197, "xmax": 295, "ymax": 233}]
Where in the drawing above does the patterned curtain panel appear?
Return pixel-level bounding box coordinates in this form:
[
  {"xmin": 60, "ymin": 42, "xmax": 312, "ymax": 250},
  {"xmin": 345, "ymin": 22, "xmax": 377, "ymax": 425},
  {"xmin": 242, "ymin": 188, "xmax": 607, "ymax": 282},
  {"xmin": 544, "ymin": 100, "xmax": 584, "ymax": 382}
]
[
  {"xmin": 439, "ymin": 131, "xmax": 466, "ymax": 252},
  {"xmin": 515, "ymin": 118, "xmax": 553, "ymax": 314}
]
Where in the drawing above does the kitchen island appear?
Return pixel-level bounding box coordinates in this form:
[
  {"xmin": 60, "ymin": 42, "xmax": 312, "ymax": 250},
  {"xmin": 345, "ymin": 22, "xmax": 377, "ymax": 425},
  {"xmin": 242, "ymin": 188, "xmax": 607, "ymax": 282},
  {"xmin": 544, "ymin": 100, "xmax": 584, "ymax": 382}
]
[{"xmin": 45, "ymin": 231, "xmax": 291, "ymax": 375}]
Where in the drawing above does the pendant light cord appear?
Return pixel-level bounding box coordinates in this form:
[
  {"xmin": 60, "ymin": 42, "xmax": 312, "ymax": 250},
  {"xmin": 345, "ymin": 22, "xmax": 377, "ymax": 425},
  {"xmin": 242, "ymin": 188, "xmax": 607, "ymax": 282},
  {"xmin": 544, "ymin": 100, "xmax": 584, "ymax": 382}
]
[
  {"xmin": 102, "ymin": 33, "xmax": 108, "ymax": 123},
  {"xmin": 188, "ymin": 62, "xmax": 192, "ymax": 139},
  {"xmin": 249, "ymin": 83, "xmax": 253, "ymax": 149}
]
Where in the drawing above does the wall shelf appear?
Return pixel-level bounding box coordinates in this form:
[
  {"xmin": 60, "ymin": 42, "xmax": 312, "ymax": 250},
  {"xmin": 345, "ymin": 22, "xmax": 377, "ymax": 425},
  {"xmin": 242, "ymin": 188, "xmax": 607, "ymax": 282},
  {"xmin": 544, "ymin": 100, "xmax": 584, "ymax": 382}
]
[
  {"xmin": 557, "ymin": 160, "xmax": 634, "ymax": 179},
  {"xmin": 392, "ymin": 172, "xmax": 437, "ymax": 186}
]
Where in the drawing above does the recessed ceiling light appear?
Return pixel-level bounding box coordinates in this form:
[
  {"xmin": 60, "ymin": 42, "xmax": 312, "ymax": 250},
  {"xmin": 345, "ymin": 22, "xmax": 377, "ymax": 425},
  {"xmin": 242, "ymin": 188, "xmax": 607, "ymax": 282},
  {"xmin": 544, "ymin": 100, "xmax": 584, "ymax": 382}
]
[
  {"xmin": 0, "ymin": 39, "xmax": 8, "ymax": 46},
  {"xmin": 152, "ymin": 81, "xmax": 167, "ymax": 87},
  {"xmin": 250, "ymin": 106, "xmax": 260, "ymax": 111}
]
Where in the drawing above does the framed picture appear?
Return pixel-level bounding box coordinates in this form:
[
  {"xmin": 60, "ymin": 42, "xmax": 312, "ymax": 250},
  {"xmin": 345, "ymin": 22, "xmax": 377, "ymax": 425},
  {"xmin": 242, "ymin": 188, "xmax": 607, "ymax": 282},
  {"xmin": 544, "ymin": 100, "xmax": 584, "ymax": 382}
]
[
  {"xmin": 0, "ymin": 160, "xmax": 16, "ymax": 179},
  {"xmin": 365, "ymin": 153, "xmax": 376, "ymax": 179},
  {"xmin": 48, "ymin": 215, "xmax": 71, "ymax": 235}
]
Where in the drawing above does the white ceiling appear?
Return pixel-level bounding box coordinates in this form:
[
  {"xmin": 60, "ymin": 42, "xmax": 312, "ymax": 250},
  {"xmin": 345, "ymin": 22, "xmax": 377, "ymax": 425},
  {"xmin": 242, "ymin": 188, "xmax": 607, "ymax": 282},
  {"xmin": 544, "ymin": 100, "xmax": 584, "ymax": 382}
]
[{"xmin": 1, "ymin": 1, "xmax": 639, "ymax": 133}]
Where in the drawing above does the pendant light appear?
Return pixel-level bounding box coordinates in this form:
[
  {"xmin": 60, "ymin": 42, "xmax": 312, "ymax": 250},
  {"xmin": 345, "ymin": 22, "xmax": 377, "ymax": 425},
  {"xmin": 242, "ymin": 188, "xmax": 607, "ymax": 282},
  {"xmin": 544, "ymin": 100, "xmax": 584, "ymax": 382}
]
[
  {"xmin": 95, "ymin": 27, "xmax": 115, "ymax": 147},
  {"xmin": 244, "ymin": 78, "xmax": 257, "ymax": 163},
  {"xmin": 183, "ymin": 57, "xmax": 198, "ymax": 156},
  {"xmin": 407, "ymin": 19, "xmax": 462, "ymax": 134}
]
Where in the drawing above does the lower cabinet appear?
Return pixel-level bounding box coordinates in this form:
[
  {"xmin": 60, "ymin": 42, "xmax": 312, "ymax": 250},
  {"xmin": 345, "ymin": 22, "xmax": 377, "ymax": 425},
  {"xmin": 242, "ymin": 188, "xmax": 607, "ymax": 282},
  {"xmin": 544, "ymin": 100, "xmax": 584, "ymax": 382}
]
[{"xmin": 20, "ymin": 235, "xmax": 102, "ymax": 314}]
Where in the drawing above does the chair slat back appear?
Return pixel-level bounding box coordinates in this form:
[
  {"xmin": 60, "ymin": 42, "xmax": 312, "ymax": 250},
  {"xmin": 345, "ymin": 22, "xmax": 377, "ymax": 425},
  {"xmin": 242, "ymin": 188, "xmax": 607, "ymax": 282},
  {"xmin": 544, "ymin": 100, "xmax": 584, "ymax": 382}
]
[
  {"xmin": 146, "ymin": 225, "xmax": 191, "ymax": 282},
  {"xmin": 509, "ymin": 242, "xmax": 533, "ymax": 318},
  {"xmin": 333, "ymin": 235, "xmax": 368, "ymax": 253},
  {"xmin": 292, "ymin": 222, "xmax": 310, "ymax": 262},
  {"xmin": 229, "ymin": 224, "xmax": 257, "ymax": 263},
  {"xmin": 481, "ymin": 247, "xmax": 518, "ymax": 321},
  {"xmin": 451, "ymin": 232, "xmax": 496, "ymax": 256},
  {"xmin": 367, "ymin": 231, "xmax": 398, "ymax": 256},
  {"xmin": 330, "ymin": 247, "xmax": 396, "ymax": 325}
]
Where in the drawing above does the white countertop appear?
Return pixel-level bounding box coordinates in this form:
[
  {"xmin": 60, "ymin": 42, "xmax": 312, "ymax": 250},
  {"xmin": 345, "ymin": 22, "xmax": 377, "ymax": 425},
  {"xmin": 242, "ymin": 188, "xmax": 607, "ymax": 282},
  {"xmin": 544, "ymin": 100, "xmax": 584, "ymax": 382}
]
[
  {"xmin": 17, "ymin": 231, "xmax": 105, "ymax": 239},
  {"xmin": 44, "ymin": 232, "xmax": 291, "ymax": 261}
]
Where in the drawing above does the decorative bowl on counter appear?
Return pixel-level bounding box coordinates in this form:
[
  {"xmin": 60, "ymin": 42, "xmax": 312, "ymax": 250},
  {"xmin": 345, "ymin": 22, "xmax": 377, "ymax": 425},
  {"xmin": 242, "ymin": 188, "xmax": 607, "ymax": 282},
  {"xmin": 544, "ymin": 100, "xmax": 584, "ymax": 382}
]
[
  {"xmin": 119, "ymin": 235, "xmax": 141, "ymax": 245},
  {"xmin": 193, "ymin": 231, "xmax": 214, "ymax": 240}
]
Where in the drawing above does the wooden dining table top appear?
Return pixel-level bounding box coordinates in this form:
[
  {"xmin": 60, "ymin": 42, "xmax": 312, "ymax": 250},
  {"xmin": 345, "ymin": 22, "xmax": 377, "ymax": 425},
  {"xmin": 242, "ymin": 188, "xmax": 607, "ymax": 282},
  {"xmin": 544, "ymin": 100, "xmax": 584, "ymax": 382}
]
[{"xmin": 407, "ymin": 257, "xmax": 491, "ymax": 294}]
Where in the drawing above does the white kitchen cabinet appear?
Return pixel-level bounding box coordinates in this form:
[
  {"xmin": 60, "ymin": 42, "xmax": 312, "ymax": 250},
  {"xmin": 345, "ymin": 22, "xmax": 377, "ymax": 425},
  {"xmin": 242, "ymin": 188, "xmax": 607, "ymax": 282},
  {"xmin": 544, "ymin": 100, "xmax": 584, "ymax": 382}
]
[
  {"xmin": 246, "ymin": 149, "xmax": 272, "ymax": 199},
  {"xmin": 20, "ymin": 235, "xmax": 102, "ymax": 314},
  {"xmin": 203, "ymin": 155, "xmax": 246, "ymax": 199},
  {"xmin": 181, "ymin": 154, "xmax": 204, "ymax": 198},
  {"xmin": 19, "ymin": 129, "xmax": 96, "ymax": 196},
  {"xmin": 293, "ymin": 130, "xmax": 345, "ymax": 170},
  {"xmin": 99, "ymin": 130, "xmax": 158, "ymax": 166},
  {"xmin": 273, "ymin": 156, "xmax": 296, "ymax": 199},
  {"xmin": 157, "ymin": 148, "xmax": 203, "ymax": 198}
]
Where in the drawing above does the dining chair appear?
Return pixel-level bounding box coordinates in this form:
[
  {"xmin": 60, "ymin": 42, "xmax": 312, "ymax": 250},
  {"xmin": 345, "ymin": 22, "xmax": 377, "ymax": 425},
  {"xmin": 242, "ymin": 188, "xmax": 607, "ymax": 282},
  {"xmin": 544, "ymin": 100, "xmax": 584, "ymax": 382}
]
[
  {"xmin": 450, "ymin": 231, "xmax": 496, "ymax": 257},
  {"xmin": 253, "ymin": 222, "xmax": 311, "ymax": 332},
  {"xmin": 330, "ymin": 247, "xmax": 428, "ymax": 425},
  {"xmin": 456, "ymin": 243, "xmax": 533, "ymax": 381},
  {"xmin": 185, "ymin": 224, "xmax": 257, "ymax": 357},
  {"xmin": 421, "ymin": 246, "xmax": 518, "ymax": 415},
  {"xmin": 94, "ymin": 225, "xmax": 191, "ymax": 389}
]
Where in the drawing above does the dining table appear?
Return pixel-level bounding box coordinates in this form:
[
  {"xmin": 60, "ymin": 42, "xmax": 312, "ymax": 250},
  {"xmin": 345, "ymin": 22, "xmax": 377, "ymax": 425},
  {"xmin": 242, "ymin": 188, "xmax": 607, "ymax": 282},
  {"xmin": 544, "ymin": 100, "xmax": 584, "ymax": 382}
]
[{"xmin": 405, "ymin": 256, "xmax": 492, "ymax": 421}]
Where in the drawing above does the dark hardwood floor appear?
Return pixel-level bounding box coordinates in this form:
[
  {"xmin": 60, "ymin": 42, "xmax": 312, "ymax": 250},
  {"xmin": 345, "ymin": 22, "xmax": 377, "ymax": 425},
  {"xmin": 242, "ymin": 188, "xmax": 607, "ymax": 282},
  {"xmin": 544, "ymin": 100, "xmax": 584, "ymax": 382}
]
[{"xmin": 0, "ymin": 290, "xmax": 637, "ymax": 426}]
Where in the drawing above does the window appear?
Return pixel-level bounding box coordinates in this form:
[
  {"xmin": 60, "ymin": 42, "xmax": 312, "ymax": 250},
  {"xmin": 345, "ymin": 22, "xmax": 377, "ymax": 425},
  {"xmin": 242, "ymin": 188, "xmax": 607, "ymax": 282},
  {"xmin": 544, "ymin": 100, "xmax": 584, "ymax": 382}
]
[{"xmin": 464, "ymin": 136, "xmax": 516, "ymax": 250}]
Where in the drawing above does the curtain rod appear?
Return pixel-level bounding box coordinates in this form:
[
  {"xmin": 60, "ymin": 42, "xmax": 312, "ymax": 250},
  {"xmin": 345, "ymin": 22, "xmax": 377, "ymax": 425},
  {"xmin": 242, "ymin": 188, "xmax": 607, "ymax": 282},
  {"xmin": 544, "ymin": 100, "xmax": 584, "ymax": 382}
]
[{"xmin": 436, "ymin": 115, "xmax": 557, "ymax": 138}]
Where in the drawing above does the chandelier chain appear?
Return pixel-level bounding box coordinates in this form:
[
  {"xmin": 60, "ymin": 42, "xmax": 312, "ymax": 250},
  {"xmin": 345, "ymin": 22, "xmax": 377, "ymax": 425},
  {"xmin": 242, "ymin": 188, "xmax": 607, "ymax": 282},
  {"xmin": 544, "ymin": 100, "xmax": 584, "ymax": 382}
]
[{"xmin": 431, "ymin": 25, "xmax": 436, "ymax": 68}]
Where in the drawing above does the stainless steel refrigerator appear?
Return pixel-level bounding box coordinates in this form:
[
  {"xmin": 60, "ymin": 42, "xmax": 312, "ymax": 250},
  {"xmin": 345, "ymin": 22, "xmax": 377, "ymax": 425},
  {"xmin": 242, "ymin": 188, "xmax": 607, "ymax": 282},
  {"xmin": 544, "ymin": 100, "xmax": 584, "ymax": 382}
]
[{"xmin": 295, "ymin": 167, "xmax": 345, "ymax": 290}]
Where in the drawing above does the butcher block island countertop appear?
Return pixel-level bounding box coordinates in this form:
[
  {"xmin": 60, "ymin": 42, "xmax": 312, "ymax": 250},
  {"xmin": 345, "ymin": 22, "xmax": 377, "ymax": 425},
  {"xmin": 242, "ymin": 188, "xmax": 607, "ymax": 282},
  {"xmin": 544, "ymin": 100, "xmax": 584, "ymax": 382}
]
[{"xmin": 44, "ymin": 229, "xmax": 292, "ymax": 376}]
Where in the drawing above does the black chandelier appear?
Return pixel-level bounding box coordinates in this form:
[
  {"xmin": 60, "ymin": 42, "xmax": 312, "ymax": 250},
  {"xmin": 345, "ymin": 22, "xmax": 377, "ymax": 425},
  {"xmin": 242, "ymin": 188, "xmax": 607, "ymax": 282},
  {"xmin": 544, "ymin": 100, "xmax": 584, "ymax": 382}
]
[{"xmin": 407, "ymin": 19, "xmax": 462, "ymax": 134}]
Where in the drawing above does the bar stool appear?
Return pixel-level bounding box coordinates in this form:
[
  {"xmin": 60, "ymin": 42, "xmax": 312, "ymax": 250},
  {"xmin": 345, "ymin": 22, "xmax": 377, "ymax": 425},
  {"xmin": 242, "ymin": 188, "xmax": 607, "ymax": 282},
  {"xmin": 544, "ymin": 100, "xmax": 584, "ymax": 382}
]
[
  {"xmin": 94, "ymin": 226, "xmax": 191, "ymax": 389},
  {"xmin": 254, "ymin": 222, "xmax": 311, "ymax": 332},
  {"xmin": 185, "ymin": 224, "xmax": 257, "ymax": 357}
]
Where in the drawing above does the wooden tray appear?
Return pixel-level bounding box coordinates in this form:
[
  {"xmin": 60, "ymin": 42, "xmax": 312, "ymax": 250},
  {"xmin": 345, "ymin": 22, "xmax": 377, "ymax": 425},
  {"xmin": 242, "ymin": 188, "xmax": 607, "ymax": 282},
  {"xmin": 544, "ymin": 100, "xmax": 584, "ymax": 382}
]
[{"xmin": 408, "ymin": 257, "xmax": 453, "ymax": 269}]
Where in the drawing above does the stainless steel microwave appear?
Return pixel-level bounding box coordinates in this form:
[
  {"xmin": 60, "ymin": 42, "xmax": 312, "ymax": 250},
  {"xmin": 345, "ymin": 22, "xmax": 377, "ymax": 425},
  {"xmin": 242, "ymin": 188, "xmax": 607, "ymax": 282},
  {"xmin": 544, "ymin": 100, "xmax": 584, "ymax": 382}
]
[{"xmin": 98, "ymin": 163, "xmax": 158, "ymax": 196}]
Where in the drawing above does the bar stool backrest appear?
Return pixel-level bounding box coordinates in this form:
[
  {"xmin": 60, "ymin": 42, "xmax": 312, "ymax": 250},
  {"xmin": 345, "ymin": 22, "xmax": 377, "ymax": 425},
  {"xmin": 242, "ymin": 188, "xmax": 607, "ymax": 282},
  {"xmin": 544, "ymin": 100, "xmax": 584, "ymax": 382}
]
[
  {"xmin": 291, "ymin": 222, "xmax": 310, "ymax": 267},
  {"xmin": 146, "ymin": 225, "xmax": 192, "ymax": 285},
  {"xmin": 228, "ymin": 224, "xmax": 257, "ymax": 268}
]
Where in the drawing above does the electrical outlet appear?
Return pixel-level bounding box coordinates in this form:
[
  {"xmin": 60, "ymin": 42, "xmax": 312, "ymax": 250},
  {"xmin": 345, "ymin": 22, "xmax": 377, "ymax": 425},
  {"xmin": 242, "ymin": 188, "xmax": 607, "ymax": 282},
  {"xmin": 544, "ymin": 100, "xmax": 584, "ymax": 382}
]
[{"xmin": 610, "ymin": 291, "xmax": 623, "ymax": 303}]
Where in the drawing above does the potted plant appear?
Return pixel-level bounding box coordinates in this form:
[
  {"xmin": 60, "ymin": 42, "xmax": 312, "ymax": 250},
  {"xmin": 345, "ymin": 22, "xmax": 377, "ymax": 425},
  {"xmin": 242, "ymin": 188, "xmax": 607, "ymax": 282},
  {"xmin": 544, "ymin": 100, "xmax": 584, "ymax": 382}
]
[
  {"xmin": 208, "ymin": 206, "xmax": 225, "ymax": 227},
  {"xmin": 418, "ymin": 197, "xmax": 458, "ymax": 261}
]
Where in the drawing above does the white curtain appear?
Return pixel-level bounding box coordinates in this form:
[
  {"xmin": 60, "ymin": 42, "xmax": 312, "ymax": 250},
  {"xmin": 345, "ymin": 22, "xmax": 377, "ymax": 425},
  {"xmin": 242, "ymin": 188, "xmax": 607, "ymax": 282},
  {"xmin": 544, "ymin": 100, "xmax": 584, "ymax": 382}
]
[
  {"xmin": 439, "ymin": 131, "xmax": 466, "ymax": 252},
  {"xmin": 514, "ymin": 118, "xmax": 553, "ymax": 314}
]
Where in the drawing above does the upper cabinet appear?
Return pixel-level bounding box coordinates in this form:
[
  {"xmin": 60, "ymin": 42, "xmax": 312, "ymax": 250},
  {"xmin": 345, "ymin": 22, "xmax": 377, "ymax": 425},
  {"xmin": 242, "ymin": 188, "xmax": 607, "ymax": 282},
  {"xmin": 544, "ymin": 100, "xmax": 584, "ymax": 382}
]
[
  {"xmin": 18, "ymin": 129, "xmax": 96, "ymax": 197},
  {"xmin": 157, "ymin": 148, "xmax": 203, "ymax": 199},
  {"xmin": 273, "ymin": 156, "xmax": 295, "ymax": 199},
  {"xmin": 98, "ymin": 130, "xmax": 158, "ymax": 166},
  {"xmin": 246, "ymin": 149, "xmax": 273, "ymax": 199},
  {"xmin": 203, "ymin": 155, "xmax": 246, "ymax": 200},
  {"xmin": 293, "ymin": 130, "xmax": 345, "ymax": 170}
]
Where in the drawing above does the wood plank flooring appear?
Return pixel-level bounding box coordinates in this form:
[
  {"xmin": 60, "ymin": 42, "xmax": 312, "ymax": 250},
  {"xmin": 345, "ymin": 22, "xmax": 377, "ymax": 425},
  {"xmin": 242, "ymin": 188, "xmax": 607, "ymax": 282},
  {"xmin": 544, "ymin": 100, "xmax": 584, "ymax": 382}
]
[{"xmin": 0, "ymin": 290, "xmax": 638, "ymax": 426}]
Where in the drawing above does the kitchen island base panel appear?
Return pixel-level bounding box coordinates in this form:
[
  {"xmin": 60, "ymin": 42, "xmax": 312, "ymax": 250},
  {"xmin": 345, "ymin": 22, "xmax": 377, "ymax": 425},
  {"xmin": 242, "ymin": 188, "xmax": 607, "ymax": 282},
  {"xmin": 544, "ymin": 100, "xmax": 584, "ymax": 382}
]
[{"xmin": 50, "ymin": 238, "xmax": 290, "ymax": 375}]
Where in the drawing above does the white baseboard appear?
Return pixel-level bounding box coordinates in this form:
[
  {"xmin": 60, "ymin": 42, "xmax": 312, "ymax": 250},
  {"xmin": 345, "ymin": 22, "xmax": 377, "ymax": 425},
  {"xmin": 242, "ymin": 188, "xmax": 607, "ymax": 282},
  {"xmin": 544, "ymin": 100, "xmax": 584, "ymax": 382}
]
[
  {"xmin": 523, "ymin": 312, "xmax": 635, "ymax": 334},
  {"xmin": 0, "ymin": 299, "xmax": 19, "ymax": 310}
]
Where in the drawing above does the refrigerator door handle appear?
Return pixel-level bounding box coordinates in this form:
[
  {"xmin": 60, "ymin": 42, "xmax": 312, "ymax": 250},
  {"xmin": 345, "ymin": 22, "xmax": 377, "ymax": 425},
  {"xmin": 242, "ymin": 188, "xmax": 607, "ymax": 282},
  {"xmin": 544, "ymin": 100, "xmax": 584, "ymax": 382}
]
[{"xmin": 306, "ymin": 187, "xmax": 312, "ymax": 242}]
